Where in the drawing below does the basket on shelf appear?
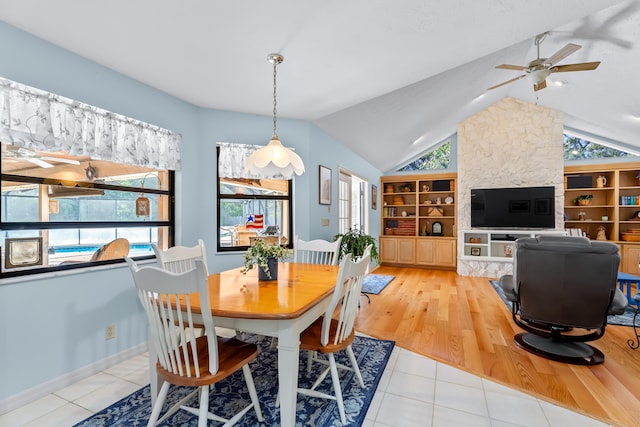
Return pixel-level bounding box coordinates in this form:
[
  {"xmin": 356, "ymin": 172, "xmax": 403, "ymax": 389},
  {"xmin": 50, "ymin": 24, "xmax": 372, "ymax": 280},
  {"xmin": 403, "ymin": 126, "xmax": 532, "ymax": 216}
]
[
  {"xmin": 621, "ymin": 230, "xmax": 640, "ymax": 241},
  {"xmin": 574, "ymin": 194, "xmax": 593, "ymax": 206},
  {"xmin": 392, "ymin": 196, "xmax": 404, "ymax": 205}
]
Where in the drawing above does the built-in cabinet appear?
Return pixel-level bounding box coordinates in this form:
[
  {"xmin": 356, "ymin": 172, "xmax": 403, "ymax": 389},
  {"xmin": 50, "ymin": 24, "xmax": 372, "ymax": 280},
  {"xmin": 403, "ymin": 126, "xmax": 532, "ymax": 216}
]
[
  {"xmin": 379, "ymin": 163, "xmax": 640, "ymax": 273},
  {"xmin": 380, "ymin": 173, "xmax": 456, "ymax": 269},
  {"xmin": 564, "ymin": 163, "xmax": 640, "ymax": 274},
  {"xmin": 379, "ymin": 237, "xmax": 416, "ymax": 264},
  {"xmin": 460, "ymin": 230, "xmax": 567, "ymax": 262}
]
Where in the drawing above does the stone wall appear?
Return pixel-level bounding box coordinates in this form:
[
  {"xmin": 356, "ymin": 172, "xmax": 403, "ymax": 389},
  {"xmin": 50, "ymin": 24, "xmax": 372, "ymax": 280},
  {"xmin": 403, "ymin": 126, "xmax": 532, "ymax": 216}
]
[{"xmin": 457, "ymin": 97, "xmax": 564, "ymax": 277}]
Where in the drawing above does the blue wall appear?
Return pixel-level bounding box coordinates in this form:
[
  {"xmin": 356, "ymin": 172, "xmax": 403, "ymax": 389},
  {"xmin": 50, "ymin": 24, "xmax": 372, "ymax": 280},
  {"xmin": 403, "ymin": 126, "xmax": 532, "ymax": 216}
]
[{"xmin": 0, "ymin": 22, "xmax": 381, "ymax": 402}]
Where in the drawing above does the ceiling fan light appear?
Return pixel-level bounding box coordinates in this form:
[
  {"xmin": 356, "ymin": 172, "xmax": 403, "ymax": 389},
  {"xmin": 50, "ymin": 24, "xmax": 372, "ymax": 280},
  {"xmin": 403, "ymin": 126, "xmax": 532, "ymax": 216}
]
[{"xmin": 527, "ymin": 68, "xmax": 551, "ymax": 85}]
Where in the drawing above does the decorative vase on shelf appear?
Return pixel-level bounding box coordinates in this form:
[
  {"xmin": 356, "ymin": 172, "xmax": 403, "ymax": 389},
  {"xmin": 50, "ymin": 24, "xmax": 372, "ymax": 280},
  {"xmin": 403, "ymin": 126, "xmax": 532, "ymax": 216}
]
[{"xmin": 258, "ymin": 257, "xmax": 278, "ymax": 281}]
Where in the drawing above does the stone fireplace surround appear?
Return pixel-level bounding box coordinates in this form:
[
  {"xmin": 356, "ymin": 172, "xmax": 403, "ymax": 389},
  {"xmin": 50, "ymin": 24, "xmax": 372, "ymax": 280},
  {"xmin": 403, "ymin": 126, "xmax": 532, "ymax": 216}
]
[{"xmin": 456, "ymin": 97, "xmax": 564, "ymax": 277}]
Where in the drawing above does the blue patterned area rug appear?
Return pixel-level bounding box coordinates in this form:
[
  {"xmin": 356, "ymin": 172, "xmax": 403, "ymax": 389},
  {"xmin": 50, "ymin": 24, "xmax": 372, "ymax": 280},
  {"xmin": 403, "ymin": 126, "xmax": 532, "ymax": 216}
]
[
  {"xmin": 73, "ymin": 335, "xmax": 394, "ymax": 427},
  {"xmin": 489, "ymin": 280, "xmax": 637, "ymax": 327},
  {"xmin": 361, "ymin": 274, "xmax": 395, "ymax": 295}
]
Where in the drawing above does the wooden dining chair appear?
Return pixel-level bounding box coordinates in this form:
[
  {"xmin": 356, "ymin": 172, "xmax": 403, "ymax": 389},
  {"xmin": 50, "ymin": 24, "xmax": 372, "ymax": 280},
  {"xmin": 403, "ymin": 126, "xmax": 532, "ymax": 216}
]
[
  {"xmin": 261, "ymin": 235, "xmax": 345, "ymax": 348},
  {"xmin": 90, "ymin": 238, "xmax": 130, "ymax": 261},
  {"xmin": 126, "ymin": 257, "xmax": 263, "ymax": 427},
  {"xmin": 360, "ymin": 244, "xmax": 374, "ymax": 304},
  {"xmin": 152, "ymin": 239, "xmax": 208, "ymax": 274},
  {"xmin": 295, "ymin": 251, "xmax": 370, "ymax": 424},
  {"xmin": 294, "ymin": 235, "xmax": 342, "ymax": 265}
]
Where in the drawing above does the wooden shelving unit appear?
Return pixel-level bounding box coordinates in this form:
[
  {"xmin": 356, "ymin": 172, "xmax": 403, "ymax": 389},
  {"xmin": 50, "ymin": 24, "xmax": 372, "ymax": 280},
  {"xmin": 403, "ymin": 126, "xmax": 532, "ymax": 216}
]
[
  {"xmin": 564, "ymin": 162, "xmax": 640, "ymax": 274},
  {"xmin": 380, "ymin": 173, "xmax": 456, "ymax": 269}
]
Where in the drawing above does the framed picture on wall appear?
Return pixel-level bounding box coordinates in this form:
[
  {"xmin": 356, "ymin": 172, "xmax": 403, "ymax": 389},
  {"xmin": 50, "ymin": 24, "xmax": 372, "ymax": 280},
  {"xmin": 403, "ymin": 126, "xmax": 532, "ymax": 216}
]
[
  {"xmin": 5, "ymin": 237, "xmax": 43, "ymax": 269},
  {"xmin": 319, "ymin": 165, "xmax": 331, "ymax": 205},
  {"xmin": 371, "ymin": 184, "xmax": 377, "ymax": 210}
]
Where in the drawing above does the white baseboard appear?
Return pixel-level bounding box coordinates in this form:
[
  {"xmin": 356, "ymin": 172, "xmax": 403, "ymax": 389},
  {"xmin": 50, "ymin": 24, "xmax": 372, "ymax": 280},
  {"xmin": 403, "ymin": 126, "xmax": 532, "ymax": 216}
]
[{"xmin": 0, "ymin": 343, "xmax": 147, "ymax": 416}]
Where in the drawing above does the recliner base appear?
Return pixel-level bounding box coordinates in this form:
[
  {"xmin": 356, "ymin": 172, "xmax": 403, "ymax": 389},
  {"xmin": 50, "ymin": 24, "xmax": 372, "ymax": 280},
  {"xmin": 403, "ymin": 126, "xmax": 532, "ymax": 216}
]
[{"xmin": 514, "ymin": 332, "xmax": 605, "ymax": 365}]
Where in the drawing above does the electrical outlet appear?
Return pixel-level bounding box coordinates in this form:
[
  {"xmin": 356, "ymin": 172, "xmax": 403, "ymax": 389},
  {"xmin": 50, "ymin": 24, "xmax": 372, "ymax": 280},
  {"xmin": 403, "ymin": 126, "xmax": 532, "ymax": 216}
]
[{"xmin": 105, "ymin": 324, "xmax": 116, "ymax": 340}]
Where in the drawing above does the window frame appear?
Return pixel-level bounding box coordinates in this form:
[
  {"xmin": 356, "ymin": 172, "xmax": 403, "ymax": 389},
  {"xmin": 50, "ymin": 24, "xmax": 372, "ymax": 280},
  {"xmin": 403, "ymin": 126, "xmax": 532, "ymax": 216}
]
[
  {"xmin": 0, "ymin": 171, "xmax": 174, "ymax": 278},
  {"xmin": 216, "ymin": 147, "xmax": 294, "ymax": 252}
]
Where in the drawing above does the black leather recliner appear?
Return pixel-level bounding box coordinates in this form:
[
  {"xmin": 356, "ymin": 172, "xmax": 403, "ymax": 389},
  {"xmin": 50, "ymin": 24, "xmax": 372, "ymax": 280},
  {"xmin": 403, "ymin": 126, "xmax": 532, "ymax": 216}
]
[{"xmin": 499, "ymin": 235, "xmax": 627, "ymax": 365}]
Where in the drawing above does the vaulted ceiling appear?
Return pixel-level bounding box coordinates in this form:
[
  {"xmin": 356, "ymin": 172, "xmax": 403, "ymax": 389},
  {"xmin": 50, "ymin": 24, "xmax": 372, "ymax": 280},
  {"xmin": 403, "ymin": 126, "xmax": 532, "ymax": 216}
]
[{"xmin": 1, "ymin": 0, "xmax": 638, "ymax": 172}]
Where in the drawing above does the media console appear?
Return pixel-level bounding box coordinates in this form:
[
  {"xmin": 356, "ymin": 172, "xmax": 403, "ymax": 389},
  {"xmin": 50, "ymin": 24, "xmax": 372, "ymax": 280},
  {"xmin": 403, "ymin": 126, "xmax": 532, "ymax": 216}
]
[{"xmin": 461, "ymin": 229, "xmax": 566, "ymax": 262}]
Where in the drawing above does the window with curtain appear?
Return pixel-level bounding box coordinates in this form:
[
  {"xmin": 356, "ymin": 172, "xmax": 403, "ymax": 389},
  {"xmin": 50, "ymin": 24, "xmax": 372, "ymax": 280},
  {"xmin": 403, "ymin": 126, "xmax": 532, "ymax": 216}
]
[
  {"xmin": 216, "ymin": 143, "xmax": 293, "ymax": 252},
  {"xmin": 0, "ymin": 78, "xmax": 179, "ymax": 278}
]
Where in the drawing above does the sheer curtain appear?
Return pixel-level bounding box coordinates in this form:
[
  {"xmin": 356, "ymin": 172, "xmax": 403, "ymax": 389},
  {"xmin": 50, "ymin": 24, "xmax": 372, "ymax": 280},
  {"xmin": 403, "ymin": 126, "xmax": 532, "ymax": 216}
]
[{"xmin": 0, "ymin": 77, "xmax": 181, "ymax": 170}]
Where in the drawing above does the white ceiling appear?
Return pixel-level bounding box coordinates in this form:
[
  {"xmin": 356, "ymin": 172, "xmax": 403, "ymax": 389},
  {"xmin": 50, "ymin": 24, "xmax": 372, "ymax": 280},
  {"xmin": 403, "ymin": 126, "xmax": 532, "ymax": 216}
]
[{"xmin": 1, "ymin": 0, "xmax": 639, "ymax": 171}]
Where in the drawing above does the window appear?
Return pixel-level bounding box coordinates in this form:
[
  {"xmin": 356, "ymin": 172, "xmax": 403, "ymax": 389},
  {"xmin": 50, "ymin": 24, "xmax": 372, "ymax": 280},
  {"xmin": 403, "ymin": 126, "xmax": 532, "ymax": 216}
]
[
  {"xmin": 1, "ymin": 147, "xmax": 174, "ymax": 278},
  {"xmin": 563, "ymin": 133, "xmax": 633, "ymax": 160},
  {"xmin": 338, "ymin": 168, "xmax": 369, "ymax": 234},
  {"xmin": 0, "ymin": 77, "xmax": 180, "ymax": 277},
  {"xmin": 399, "ymin": 140, "xmax": 451, "ymax": 171},
  {"xmin": 216, "ymin": 146, "xmax": 293, "ymax": 251}
]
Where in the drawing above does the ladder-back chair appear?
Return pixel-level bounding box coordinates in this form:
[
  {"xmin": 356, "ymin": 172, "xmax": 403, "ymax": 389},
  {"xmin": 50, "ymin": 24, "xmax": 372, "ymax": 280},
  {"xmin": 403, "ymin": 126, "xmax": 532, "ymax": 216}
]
[
  {"xmin": 293, "ymin": 235, "xmax": 342, "ymax": 265},
  {"xmin": 152, "ymin": 239, "xmax": 208, "ymax": 274},
  {"xmin": 126, "ymin": 258, "xmax": 263, "ymax": 427},
  {"xmin": 295, "ymin": 252, "xmax": 370, "ymax": 424}
]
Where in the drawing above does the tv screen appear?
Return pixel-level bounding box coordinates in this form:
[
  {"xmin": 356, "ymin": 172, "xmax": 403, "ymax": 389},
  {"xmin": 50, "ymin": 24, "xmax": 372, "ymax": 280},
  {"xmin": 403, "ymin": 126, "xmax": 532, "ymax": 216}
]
[{"xmin": 470, "ymin": 186, "xmax": 555, "ymax": 228}]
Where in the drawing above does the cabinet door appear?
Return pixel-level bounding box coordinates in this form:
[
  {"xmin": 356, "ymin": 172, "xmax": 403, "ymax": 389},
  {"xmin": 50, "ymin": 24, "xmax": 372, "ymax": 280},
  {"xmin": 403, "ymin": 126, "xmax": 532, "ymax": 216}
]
[
  {"xmin": 380, "ymin": 238, "xmax": 398, "ymax": 263},
  {"xmin": 397, "ymin": 239, "xmax": 416, "ymax": 264},
  {"xmin": 416, "ymin": 240, "xmax": 435, "ymax": 265},
  {"xmin": 435, "ymin": 239, "xmax": 456, "ymax": 267},
  {"xmin": 621, "ymin": 244, "xmax": 640, "ymax": 275}
]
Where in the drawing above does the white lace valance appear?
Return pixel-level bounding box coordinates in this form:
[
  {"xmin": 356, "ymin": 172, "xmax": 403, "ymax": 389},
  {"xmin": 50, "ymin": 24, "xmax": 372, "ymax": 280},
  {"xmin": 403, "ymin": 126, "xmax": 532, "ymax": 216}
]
[
  {"xmin": 0, "ymin": 77, "xmax": 181, "ymax": 170},
  {"xmin": 218, "ymin": 142, "xmax": 293, "ymax": 179}
]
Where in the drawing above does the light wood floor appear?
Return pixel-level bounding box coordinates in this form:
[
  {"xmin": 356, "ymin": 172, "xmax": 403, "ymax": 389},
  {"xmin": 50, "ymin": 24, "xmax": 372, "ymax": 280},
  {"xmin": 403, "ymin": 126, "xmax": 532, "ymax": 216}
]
[{"xmin": 355, "ymin": 266, "xmax": 640, "ymax": 427}]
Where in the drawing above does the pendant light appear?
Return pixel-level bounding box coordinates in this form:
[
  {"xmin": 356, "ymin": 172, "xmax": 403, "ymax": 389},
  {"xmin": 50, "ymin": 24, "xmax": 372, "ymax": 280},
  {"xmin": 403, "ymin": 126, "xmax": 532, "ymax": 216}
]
[{"xmin": 245, "ymin": 53, "xmax": 305, "ymax": 178}]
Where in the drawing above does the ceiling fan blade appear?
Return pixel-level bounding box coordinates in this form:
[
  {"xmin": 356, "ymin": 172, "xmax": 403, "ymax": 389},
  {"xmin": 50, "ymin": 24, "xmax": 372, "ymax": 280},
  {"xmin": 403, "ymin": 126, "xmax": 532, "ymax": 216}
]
[
  {"xmin": 545, "ymin": 43, "xmax": 581, "ymax": 66},
  {"xmin": 39, "ymin": 156, "xmax": 81, "ymax": 165},
  {"xmin": 27, "ymin": 158, "xmax": 54, "ymax": 168},
  {"xmin": 552, "ymin": 61, "xmax": 601, "ymax": 72},
  {"xmin": 534, "ymin": 79, "xmax": 547, "ymax": 91},
  {"xmin": 487, "ymin": 74, "xmax": 526, "ymax": 91},
  {"xmin": 496, "ymin": 64, "xmax": 528, "ymax": 71}
]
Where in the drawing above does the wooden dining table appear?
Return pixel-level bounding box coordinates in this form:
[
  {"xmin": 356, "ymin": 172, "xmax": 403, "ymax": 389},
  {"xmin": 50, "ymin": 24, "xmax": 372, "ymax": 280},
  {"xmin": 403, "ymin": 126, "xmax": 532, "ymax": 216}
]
[{"xmin": 147, "ymin": 262, "xmax": 340, "ymax": 427}]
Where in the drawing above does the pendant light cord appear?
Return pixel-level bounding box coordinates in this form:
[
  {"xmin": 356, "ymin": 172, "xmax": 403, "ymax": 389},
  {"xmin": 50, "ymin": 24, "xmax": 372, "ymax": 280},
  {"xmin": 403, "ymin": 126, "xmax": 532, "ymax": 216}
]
[{"xmin": 272, "ymin": 58, "xmax": 278, "ymax": 139}]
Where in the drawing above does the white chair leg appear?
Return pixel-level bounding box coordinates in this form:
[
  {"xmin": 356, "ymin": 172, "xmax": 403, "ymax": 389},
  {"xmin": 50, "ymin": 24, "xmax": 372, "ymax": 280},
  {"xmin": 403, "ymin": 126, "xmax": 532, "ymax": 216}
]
[
  {"xmin": 329, "ymin": 354, "xmax": 347, "ymax": 424},
  {"xmin": 242, "ymin": 364, "xmax": 264, "ymax": 421},
  {"xmin": 198, "ymin": 385, "xmax": 209, "ymax": 427},
  {"xmin": 306, "ymin": 350, "xmax": 314, "ymax": 373},
  {"xmin": 346, "ymin": 345, "xmax": 364, "ymax": 388},
  {"xmin": 147, "ymin": 381, "xmax": 170, "ymax": 427}
]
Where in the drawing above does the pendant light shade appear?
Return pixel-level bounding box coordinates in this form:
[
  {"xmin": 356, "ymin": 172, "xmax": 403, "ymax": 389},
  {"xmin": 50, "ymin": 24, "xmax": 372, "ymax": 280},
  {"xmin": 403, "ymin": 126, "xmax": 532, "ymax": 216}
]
[
  {"xmin": 245, "ymin": 53, "xmax": 305, "ymax": 179},
  {"xmin": 245, "ymin": 136, "xmax": 305, "ymax": 178}
]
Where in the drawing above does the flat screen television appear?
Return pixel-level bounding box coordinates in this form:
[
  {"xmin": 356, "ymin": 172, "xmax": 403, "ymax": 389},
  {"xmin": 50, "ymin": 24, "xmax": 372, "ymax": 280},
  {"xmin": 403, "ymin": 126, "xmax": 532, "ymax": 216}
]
[{"xmin": 470, "ymin": 186, "xmax": 555, "ymax": 228}]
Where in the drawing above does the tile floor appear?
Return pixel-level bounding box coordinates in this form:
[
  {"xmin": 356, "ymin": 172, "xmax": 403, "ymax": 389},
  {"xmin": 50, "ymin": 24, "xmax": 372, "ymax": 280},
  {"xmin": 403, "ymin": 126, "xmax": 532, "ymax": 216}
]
[{"xmin": 0, "ymin": 330, "xmax": 612, "ymax": 427}]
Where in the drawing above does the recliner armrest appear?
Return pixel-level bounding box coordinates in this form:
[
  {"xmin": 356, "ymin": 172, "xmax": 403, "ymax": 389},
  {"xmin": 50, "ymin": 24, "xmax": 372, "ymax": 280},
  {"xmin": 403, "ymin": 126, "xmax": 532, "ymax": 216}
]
[
  {"xmin": 608, "ymin": 288, "xmax": 628, "ymax": 316},
  {"xmin": 498, "ymin": 274, "xmax": 518, "ymax": 302}
]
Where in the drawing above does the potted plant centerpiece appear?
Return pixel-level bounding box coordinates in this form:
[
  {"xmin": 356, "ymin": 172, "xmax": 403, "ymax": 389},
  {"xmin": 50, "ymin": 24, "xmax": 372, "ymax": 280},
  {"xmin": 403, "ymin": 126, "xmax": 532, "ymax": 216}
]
[
  {"xmin": 333, "ymin": 228, "xmax": 380, "ymax": 264},
  {"xmin": 574, "ymin": 194, "xmax": 593, "ymax": 206},
  {"xmin": 241, "ymin": 239, "xmax": 291, "ymax": 280}
]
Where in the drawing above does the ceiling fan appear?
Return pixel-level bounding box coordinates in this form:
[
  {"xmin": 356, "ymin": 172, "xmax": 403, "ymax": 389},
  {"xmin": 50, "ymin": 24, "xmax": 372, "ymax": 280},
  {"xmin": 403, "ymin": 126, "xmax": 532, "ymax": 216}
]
[
  {"xmin": 488, "ymin": 32, "xmax": 601, "ymax": 92},
  {"xmin": 1, "ymin": 144, "xmax": 81, "ymax": 168}
]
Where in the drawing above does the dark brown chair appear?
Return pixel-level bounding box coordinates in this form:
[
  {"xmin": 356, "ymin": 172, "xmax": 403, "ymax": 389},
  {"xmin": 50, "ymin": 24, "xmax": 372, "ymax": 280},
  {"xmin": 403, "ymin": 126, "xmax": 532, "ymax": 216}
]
[{"xmin": 499, "ymin": 235, "xmax": 627, "ymax": 365}]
